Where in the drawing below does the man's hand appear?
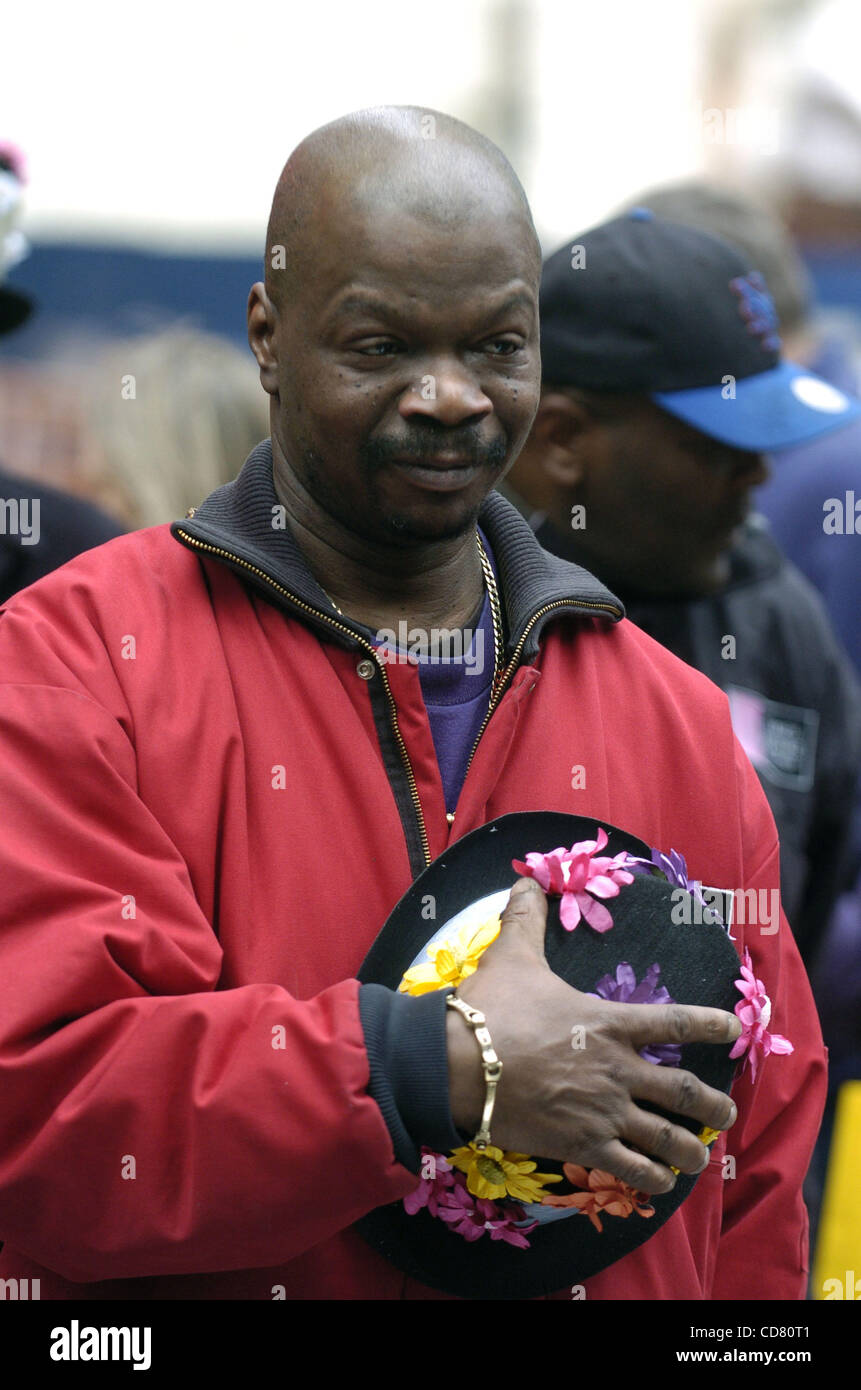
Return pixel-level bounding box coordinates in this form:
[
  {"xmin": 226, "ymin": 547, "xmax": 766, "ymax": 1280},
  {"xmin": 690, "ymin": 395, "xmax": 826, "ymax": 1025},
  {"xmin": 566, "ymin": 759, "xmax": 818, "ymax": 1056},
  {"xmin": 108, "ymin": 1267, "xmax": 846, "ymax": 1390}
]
[{"xmin": 446, "ymin": 877, "xmax": 741, "ymax": 1195}]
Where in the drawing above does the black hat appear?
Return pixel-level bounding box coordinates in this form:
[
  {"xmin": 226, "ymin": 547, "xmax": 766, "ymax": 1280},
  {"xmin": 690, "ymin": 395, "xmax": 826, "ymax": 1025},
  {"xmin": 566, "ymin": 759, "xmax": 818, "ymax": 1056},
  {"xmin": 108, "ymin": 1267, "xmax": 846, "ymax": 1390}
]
[
  {"xmin": 539, "ymin": 210, "xmax": 860, "ymax": 451},
  {"xmin": 357, "ymin": 812, "xmax": 742, "ymax": 1300}
]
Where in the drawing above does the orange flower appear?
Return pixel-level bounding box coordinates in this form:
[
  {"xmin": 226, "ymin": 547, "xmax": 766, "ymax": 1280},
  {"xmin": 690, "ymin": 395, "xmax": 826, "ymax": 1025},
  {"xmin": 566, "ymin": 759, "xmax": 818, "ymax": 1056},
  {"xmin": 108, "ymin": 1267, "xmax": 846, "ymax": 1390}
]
[{"xmin": 542, "ymin": 1163, "xmax": 655, "ymax": 1233}]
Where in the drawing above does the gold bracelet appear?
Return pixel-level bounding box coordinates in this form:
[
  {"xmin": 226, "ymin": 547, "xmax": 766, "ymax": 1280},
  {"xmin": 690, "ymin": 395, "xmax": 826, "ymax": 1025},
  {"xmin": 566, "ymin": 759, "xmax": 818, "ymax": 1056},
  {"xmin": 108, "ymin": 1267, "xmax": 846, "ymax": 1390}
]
[{"xmin": 446, "ymin": 994, "xmax": 503, "ymax": 1151}]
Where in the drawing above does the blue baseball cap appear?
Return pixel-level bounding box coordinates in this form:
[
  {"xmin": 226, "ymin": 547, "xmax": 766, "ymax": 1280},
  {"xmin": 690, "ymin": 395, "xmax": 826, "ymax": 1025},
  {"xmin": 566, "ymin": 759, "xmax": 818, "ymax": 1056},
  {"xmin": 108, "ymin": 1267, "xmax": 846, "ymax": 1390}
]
[{"xmin": 539, "ymin": 210, "xmax": 861, "ymax": 452}]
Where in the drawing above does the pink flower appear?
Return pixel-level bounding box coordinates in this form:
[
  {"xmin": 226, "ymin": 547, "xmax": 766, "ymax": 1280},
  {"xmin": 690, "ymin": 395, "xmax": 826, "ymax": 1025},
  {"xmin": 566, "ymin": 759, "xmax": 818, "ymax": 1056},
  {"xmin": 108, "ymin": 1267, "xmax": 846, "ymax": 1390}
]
[
  {"xmin": 486, "ymin": 1207, "xmax": 539, "ymax": 1249},
  {"xmin": 729, "ymin": 948, "xmax": 793, "ymax": 1082},
  {"xmin": 403, "ymin": 1150, "xmax": 454, "ymax": 1217},
  {"xmin": 435, "ymin": 1173, "xmax": 538, "ymax": 1248},
  {"xmin": 513, "ymin": 827, "xmax": 636, "ymax": 933}
]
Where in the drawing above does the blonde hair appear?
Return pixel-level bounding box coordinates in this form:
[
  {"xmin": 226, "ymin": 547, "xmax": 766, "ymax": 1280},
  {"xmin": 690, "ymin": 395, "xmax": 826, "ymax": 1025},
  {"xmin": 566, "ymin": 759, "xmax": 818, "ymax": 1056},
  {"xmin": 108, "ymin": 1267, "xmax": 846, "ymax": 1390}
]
[{"xmin": 83, "ymin": 325, "xmax": 269, "ymax": 528}]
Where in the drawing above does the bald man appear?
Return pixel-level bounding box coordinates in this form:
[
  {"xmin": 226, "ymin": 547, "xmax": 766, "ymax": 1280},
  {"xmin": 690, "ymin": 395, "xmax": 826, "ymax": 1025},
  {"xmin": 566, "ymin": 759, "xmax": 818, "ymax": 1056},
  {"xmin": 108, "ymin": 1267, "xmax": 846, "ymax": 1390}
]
[{"xmin": 0, "ymin": 108, "xmax": 824, "ymax": 1301}]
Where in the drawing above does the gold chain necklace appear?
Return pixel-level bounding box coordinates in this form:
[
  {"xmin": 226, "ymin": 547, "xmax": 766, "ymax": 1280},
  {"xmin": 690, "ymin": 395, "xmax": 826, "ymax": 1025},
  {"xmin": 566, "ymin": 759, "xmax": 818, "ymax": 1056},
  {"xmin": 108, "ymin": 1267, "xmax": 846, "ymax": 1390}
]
[
  {"xmin": 320, "ymin": 531, "xmax": 504, "ymax": 692},
  {"xmin": 475, "ymin": 531, "xmax": 504, "ymax": 697}
]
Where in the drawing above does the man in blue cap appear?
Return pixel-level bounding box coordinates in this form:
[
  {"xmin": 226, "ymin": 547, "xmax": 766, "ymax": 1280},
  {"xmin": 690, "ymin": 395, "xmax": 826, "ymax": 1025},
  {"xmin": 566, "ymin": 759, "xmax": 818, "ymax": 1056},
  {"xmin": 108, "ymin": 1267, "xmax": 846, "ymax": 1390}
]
[{"xmin": 505, "ymin": 210, "xmax": 861, "ymax": 969}]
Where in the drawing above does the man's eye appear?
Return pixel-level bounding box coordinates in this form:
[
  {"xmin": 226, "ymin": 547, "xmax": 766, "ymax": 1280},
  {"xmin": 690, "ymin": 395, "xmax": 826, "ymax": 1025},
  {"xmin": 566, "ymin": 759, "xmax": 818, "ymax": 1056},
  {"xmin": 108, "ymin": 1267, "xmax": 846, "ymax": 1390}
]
[
  {"xmin": 356, "ymin": 341, "xmax": 402, "ymax": 356},
  {"xmin": 484, "ymin": 338, "xmax": 523, "ymax": 356}
]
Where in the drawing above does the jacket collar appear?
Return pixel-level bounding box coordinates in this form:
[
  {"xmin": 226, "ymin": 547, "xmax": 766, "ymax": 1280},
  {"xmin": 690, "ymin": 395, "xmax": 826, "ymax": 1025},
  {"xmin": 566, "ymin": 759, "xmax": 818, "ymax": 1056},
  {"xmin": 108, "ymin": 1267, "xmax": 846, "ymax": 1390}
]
[{"xmin": 171, "ymin": 439, "xmax": 624, "ymax": 658}]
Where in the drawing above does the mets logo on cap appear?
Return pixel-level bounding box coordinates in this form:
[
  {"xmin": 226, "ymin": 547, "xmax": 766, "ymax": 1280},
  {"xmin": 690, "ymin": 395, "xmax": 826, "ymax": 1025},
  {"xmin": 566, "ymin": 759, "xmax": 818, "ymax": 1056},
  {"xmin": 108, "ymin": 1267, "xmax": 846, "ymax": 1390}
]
[{"xmin": 729, "ymin": 271, "xmax": 781, "ymax": 353}]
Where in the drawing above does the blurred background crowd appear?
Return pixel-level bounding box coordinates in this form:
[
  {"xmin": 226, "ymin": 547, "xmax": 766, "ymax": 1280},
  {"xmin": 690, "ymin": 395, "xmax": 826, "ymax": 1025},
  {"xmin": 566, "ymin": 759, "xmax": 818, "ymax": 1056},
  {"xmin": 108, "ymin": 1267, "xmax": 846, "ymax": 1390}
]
[{"xmin": 1, "ymin": 0, "xmax": 859, "ymax": 1296}]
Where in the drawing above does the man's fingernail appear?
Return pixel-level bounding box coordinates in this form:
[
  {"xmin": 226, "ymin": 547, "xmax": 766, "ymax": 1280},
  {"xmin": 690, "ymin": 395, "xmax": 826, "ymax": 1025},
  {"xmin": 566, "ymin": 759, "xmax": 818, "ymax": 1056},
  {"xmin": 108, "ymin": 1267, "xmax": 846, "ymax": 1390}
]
[{"xmin": 508, "ymin": 878, "xmax": 536, "ymax": 899}]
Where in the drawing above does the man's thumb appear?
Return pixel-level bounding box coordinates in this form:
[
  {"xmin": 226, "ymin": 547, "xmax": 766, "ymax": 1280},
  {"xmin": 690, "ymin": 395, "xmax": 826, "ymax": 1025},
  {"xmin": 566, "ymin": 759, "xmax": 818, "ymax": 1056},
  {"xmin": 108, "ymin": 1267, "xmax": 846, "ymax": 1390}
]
[{"xmin": 497, "ymin": 876, "xmax": 548, "ymax": 957}]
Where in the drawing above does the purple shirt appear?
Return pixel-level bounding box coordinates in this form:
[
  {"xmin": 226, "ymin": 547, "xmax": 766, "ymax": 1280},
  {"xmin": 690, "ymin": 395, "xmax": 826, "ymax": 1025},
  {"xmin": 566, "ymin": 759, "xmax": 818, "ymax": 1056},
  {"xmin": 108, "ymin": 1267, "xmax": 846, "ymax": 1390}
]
[{"xmin": 373, "ymin": 534, "xmax": 498, "ymax": 813}]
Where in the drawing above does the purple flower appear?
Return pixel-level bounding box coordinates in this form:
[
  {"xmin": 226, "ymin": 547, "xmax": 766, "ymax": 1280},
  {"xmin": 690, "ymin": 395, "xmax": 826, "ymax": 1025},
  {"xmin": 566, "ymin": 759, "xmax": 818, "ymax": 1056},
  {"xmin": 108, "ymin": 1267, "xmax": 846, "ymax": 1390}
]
[
  {"xmin": 487, "ymin": 1206, "xmax": 539, "ymax": 1249},
  {"xmin": 589, "ymin": 962, "xmax": 682, "ymax": 1066},
  {"xmin": 435, "ymin": 1179, "xmax": 486, "ymax": 1240},
  {"xmin": 403, "ymin": 1150, "xmax": 455, "ymax": 1217},
  {"xmin": 628, "ymin": 847, "xmax": 716, "ymax": 921},
  {"xmin": 434, "ymin": 1173, "xmax": 539, "ymax": 1248}
]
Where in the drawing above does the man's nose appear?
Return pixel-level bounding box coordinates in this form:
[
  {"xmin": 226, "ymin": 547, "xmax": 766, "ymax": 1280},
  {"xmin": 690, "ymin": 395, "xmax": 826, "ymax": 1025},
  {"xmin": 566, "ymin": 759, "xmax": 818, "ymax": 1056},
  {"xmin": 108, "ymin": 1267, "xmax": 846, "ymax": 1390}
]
[{"xmin": 399, "ymin": 362, "xmax": 494, "ymax": 427}]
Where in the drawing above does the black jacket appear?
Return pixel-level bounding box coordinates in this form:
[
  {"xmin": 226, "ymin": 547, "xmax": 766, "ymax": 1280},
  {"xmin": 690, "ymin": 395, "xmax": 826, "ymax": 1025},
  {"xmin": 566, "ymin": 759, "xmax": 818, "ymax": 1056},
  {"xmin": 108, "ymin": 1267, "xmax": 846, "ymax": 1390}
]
[{"xmin": 0, "ymin": 465, "xmax": 124, "ymax": 606}]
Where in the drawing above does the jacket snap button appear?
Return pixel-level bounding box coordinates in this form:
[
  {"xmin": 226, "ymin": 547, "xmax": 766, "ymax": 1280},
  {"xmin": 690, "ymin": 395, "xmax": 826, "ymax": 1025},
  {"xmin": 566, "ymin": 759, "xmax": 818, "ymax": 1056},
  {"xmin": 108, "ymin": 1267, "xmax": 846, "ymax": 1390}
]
[{"xmin": 356, "ymin": 659, "xmax": 376, "ymax": 680}]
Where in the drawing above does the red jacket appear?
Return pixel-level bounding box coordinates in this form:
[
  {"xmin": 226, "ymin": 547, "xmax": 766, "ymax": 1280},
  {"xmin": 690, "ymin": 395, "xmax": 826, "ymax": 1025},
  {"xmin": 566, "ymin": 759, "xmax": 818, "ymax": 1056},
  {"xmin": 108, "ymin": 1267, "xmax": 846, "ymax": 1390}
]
[{"xmin": 0, "ymin": 446, "xmax": 825, "ymax": 1299}]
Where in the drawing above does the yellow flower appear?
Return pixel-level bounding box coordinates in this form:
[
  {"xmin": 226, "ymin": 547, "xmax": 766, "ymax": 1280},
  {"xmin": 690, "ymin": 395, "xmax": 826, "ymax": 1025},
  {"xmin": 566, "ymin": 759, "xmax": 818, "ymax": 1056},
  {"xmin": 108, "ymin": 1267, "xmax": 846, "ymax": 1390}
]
[
  {"xmin": 671, "ymin": 1126, "xmax": 722, "ymax": 1175},
  {"xmin": 399, "ymin": 914, "xmax": 502, "ymax": 996},
  {"xmin": 696, "ymin": 1126, "xmax": 722, "ymax": 1147},
  {"xmin": 449, "ymin": 1143, "xmax": 563, "ymax": 1203}
]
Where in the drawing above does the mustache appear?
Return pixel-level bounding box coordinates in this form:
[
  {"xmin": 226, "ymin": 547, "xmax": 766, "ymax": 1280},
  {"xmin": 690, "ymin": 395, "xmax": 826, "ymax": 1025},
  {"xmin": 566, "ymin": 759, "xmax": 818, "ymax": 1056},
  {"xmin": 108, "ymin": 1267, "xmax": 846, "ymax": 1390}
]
[{"xmin": 360, "ymin": 426, "xmax": 509, "ymax": 471}]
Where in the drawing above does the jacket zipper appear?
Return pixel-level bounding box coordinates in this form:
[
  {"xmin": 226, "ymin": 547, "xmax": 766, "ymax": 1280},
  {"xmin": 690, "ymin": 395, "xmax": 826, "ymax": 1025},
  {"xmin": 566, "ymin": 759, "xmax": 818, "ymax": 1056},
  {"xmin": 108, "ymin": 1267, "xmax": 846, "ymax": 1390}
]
[{"xmin": 175, "ymin": 529, "xmax": 622, "ymax": 857}]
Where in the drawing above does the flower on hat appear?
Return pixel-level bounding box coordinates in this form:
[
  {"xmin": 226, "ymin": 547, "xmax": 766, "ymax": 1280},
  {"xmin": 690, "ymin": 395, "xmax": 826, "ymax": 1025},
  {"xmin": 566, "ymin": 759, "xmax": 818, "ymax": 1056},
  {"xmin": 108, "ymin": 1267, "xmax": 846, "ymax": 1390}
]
[
  {"xmin": 696, "ymin": 1126, "xmax": 722, "ymax": 1147},
  {"xmin": 589, "ymin": 962, "xmax": 682, "ymax": 1066},
  {"xmin": 729, "ymin": 948, "xmax": 793, "ymax": 1082},
  {"xmin": 403, "ymin": 1150, "xmax": 456, "ymax": 1217},
  {"xmin": 512, "ymin": 828, "xmax": 636, "ymax": 933},
  {"xmin": 435, "ymin": 1175, "xmax": 538, "ymax": 1248},
  {"xmin": 541, "ymin": 1164, "xmax": 655, "ymax": 1232},
  {"xmin": 398, "ymin": 913, "xmax": 501, "ymax": 996},
  {"xmin": 404, "ymin": 1154, "xmax": 541, "ymax": 1248},
  {"xmin": 628, "ymin": 846, "xmax": 715, "ymax": 919},
  {"xmin": 449, "ymin": 1143, "xmax": 563, "ymax": 1204}
]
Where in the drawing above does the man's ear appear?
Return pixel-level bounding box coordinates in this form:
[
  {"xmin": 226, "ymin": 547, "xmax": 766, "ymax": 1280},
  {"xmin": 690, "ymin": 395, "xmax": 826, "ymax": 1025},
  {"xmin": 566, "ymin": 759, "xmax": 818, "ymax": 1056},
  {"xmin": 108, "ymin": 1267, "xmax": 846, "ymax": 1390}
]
[
  {"xmin": 247, "ymin": 283, "xmax": 279, "ymax": 395},
  {"xmin": 530, "ymin": 391, "xmax": 593, "ymax": 487}
]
